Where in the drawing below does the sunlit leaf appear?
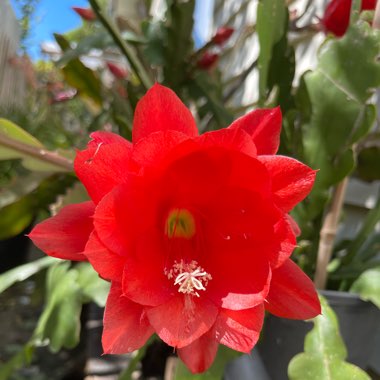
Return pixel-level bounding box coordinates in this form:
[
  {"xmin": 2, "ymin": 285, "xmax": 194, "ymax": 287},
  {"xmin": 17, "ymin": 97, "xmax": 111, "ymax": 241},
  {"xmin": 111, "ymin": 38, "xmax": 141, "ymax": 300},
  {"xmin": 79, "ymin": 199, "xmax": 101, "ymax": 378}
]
[
  {"xmin": 350, "ymin": 267, "xmax": 380, "ymax": 308},
  {"xmin": 0, "ymin": 118, "xmax": 69, "ymax": 172},
  {"xmin": 76, "ymin": 262, "xmax": 110, "ymax": 307},
  {"xmin": 300, "ymin": 22, "xmax": 380, "ymax": 216},
  {"xmin": 0, "ymin": 256, "xmax": 58, "ymax": 294},
  {"xmin": 288, "ymin": 296, "xmax": 370, "ymax": 380},
  {"xmin": 33, "ymin": 262, "xmax": 82, "ymax": 352}
]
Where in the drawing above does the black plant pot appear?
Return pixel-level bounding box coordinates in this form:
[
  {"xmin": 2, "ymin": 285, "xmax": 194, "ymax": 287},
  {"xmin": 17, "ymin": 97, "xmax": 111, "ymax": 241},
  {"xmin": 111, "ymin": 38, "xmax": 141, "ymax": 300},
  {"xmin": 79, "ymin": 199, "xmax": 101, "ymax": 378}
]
[
  {"xmin": 257, "ymin": 290, "xmax": 380, "ymax": 380},
  {"xmin": 0, "ymin": 224, "xmax": 32, "ymax": 273}
]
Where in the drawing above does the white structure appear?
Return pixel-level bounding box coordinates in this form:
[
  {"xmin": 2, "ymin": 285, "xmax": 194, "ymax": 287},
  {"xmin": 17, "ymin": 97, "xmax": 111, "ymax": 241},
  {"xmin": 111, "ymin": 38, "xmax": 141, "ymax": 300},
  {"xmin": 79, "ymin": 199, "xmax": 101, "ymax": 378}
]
[{"xmin": 0, "ymin": 0, "xmax": 27, "ymax": 110}]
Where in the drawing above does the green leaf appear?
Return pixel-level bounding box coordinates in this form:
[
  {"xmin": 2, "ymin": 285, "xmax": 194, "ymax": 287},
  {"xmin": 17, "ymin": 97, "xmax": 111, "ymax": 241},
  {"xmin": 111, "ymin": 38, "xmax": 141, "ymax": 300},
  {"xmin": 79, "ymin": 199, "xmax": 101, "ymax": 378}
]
[
  {"xmin": 0, "ymin": 172, "xmax": 50, "ymax": 208},
  {"xmin": 256, "ymin": 0, "xmax": 287, "ymax": 103},
  {"xmin": 142, "ymin": 21, "xmax": 167, "ymax": 66},
  {"xmin": 350, "ymin": 267, "xmax": 380, "ymax": 308},
  {"xmin": 0, "ymin": 197, "xmax": 34, "ymax": 239},
  {"xmin": 163, "ymin": 0, "xmax": 195, "ymax": 90},
  {"xmin": 0, "ymin": 118, "xmax": 43, "ymax": 152},
  {"xmin": 0, "ymin": 174, "xmax": 76, "ymax": 239},
  {"xmin": 76, "ymin": 262, "xmax": 110, "ymax": 307},
  {"xmin": 33, "ymin": 262, "xmax": 82, "ymax": 352},
  {"xmin": 288, "ymin": 296, "xmax": 370, "ymax": 380},
  {"xmin": 356, "ymin": 133, "xmax": 380, "ymax": 181},
  {"xmin": 0, "ymin": 118, "xmax": 68, "ymax": 172},
  {"xmin": 58, "ymin": 30, "xmax": 144, "ymax": 66},
  {"xmin": 54, "ymin": 33, "xmax": 103, "ymax": 108},
  {"xmin": 58, "ymin": 31, "xmax": 114, "ymax": 66},
  {"xmin": 266, "ymin": 10, "xmax": 295, "ymax": 112},
  {"xmin": 301, "ymin": 22, "xmax": 380, "ymax": 215},
  {"xmin": 174, "ymin": 345, "xmax": 241, "ymax": 380},
  {"xmin": 0, "ymin": 256, "xmax": 58, "ymax": 294}
]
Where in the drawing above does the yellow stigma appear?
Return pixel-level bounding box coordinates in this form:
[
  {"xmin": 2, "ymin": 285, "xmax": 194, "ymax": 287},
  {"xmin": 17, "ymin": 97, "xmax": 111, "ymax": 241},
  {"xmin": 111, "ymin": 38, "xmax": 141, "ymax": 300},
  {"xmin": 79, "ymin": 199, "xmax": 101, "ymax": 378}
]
[{"xmin": 165, "ymin": 209, "xmax": 196, "ymax": 239}]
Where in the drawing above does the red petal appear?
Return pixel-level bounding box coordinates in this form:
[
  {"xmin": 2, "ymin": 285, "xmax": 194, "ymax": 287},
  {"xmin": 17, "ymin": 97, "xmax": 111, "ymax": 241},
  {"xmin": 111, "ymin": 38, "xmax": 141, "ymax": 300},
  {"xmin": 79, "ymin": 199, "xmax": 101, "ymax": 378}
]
[
  {"xmin": 146, "ymin": 295, "xmax": 218, "ymax": 348},
  {"xmin": 286, "ymin": 214, "xmax": 301, "ymax": 237},
  {"xmin": 259, "ymin": 155, "xmax": 316, "ymax": 212},
  {"xmin": 94, "ymin": 180, "xmax": 156, "ymax": 256},
  {"xmin": 202, "ymin": 185, "xmax": 275, "ymax": 310},
  {"xmin": 84, "ymin": 231, "xmax": 125, "ymax": 281},
  {"xmin": 29, "ymin": 201, "xmax": 94, "ymax": 261},
  {"xmin": 196, "ymin": 127, "xmax": 257, "ymax": 157},
  {"xmin": 206, "ymin": 251, "xmax": 271, "ymax": 310},
  {"xmin": 132, "ymin": 84, "xmax": 198, "ymax": 144},
  {"xmin": 74, "ymin": 132, "xmax": 133, "ymax": 204},
  {"xmin": 215, "ymin": 305, "xmax": 264, "ymax": 353},
  {"xmin": 122, "ymin": 233, "xmax": 174, "ymax": 306},
  {"xmin": 228, "ymin": 107, "xmax": 281, "ymax": 155},
  {"xmin": 265, "ymin": 259, "xmax": 321, "ymax": 320},
  {"xmin": 102, "ymin": 282, "xmax": 154, "ymax": 354},
  {"xmin": 132, "ymin": 130, "xmax": 192, "ymax": 168},
  {"xmin": 177, "ymin": 329, "xmax": 219, "ymax": 373},
  {"xmin": 88, "ymin": 131, "xmax": 129, "ymax": 147},
  {"xmin": 268, "ymin": 216, "xmax": 297, "ymax": 269}
]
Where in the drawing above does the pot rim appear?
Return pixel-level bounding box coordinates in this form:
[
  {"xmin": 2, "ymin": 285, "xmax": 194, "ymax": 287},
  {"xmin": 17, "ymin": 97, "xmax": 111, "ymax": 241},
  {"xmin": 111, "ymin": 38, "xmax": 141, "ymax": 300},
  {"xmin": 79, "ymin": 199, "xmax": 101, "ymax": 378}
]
[{"xmin": 320, "ymin": 289, "xmax": 373, "ymax": 307}]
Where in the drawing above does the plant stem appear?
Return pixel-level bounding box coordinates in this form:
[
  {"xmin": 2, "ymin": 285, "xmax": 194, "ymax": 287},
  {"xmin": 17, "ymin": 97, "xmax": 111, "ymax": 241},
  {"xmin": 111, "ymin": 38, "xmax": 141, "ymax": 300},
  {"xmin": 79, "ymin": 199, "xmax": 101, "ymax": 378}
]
[
  {"xmin": 88, "ymin": 0, "xmax": 153, "ymax": 90},
  {"xmin": 374, "ymin": 0, "xmax": 380, "ymax": 29},
  {"xmin": 314, "ymin": 178, "xmax": 349, "ymax": 289},
  {"xmin": 164, "ymin": 357, "xmax": 179, "ymax": 380},
  {"xmin": 118, "ymin": 345, "xmax": 149, "ymax": 380},
  {"xmin": 0, "ymin": 132, "xmax": 73, "ymax": 171}
]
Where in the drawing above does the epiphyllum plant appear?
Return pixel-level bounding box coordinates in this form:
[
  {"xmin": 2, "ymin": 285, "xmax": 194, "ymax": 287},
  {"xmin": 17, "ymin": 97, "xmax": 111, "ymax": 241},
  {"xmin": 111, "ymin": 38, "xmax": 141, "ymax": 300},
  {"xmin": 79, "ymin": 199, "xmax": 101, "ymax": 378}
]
[{"xmin": 29, "ymin": 84, "xmax": 320, "ymax": 373}]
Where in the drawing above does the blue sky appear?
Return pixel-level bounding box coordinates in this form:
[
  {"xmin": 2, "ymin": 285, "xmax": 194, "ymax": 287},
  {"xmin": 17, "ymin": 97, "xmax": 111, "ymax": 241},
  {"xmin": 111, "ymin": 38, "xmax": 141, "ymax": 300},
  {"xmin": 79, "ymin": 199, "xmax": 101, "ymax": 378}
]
[
  {"xmin": 9, "ymin": 0, "xmax": 212, "ymax": 60},
  {"xmin": 10, "ymin": 0, "xmax": 89, "ymax": 60}
]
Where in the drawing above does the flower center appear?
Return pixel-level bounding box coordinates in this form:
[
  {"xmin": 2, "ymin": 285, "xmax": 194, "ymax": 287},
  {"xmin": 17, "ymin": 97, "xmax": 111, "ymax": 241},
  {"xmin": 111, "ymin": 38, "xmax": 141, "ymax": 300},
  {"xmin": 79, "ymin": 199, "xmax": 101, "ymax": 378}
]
[
  {"xmin": 165, "ymin": 208, "xmax": 196, "ymax": 239},
  {"xmin": 165, "ymin": 260, "xmax": 212, "ymax": 297}
]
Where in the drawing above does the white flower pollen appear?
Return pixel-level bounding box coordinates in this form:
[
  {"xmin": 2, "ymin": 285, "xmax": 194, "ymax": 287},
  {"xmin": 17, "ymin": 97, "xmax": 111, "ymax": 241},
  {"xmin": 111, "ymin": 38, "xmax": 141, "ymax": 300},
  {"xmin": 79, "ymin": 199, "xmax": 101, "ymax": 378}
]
[{"xmin": 165, "ymin": 260, "xmax": 212, "ymax": 297}]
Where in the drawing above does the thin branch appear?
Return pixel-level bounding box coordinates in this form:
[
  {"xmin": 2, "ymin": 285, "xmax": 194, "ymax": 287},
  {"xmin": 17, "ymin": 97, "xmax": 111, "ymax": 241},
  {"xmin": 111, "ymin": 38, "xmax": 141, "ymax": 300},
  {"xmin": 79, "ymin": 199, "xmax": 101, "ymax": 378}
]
[
  {"xmin": 314, "ymin": 178, "xmax": 349, "ymax": 289},
  {"xmin": 373, "ymin": 0, "xmax": 380, "ymax": 29},
  {"xmin": 0, "ymin": 132, "xmax": 73, "ymax": 171},
  {"xmin": 223, "ymin": 58, "xmax": 257, "ymax": 102},
  {"xmin": 88, "ymin": 0, "xmax": 153, "ymax": 90}
]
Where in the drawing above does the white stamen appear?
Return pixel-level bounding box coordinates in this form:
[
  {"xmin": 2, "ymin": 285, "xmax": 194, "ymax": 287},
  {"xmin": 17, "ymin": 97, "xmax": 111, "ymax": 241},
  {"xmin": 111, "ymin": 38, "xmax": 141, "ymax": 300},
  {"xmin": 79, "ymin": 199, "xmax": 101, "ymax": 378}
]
[{"xmin": 165, "ymin": 260, "xmax": 212, "ymax": 297}]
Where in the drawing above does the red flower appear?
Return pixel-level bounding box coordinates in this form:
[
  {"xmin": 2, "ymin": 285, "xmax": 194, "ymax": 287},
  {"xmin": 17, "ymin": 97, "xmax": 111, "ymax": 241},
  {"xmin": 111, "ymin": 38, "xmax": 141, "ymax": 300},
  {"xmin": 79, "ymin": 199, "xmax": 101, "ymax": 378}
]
[
  {"xmin": 197, "ymin": 52, "xmax": 219, "ymax": 70},
  {"xmin": 106, "ymin": 61, "xmax": 128, "ymax": 79},
  {"xmin": 322, "ymin": 0, "xmax": 376, "ymax": 37},
  {"xmin": 72, "ymin": 7, "xmax": 96, "ymax": 22},
  {"xmin": 212, "ymin": 26, "xmax": 235, "ymax": 45},
  {"xmin": 29, "ymin": 84, "xmax": 320, "ymax": 373}
]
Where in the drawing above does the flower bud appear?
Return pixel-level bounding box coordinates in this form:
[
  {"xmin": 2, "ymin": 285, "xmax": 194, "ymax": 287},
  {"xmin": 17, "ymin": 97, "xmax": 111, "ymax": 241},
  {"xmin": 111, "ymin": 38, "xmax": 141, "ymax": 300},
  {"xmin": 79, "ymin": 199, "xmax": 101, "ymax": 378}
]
[
  {"xmin": 212, "ymin": 26, "xmax": 234, "ymax": 45},
  {"xmin": 322, "ymin": 0, "xmax": 376, "ymax": 37},
  {"xmin": 106, "ymin": 62, "xmax": 128, "ymax": 79},
  {"xmin": 72, "ymin": 7, "xmax": 96, "ymax": 22},
  {"xmin": 197, "ymin": 52, "xmax": 219, "ymax": 70}
]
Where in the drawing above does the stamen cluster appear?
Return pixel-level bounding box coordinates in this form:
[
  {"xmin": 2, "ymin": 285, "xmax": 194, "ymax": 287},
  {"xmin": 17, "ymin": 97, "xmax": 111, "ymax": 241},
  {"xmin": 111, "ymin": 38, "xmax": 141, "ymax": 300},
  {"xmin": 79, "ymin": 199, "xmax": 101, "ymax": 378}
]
[{"xmin": 165, "ymin": 260, "xmax": 212, "ymax": 297}]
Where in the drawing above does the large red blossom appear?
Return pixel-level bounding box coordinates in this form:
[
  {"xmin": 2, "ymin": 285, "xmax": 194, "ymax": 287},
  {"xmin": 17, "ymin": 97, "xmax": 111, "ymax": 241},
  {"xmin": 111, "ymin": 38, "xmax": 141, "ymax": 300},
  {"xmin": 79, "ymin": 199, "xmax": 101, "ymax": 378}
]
[
  {"xmin": 322, "ymin": 0, "xmax": 377, "ymax": 37},
  {"xmin": 29, "ymin": 84, "xmax": 320, "ymax": 373}
]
